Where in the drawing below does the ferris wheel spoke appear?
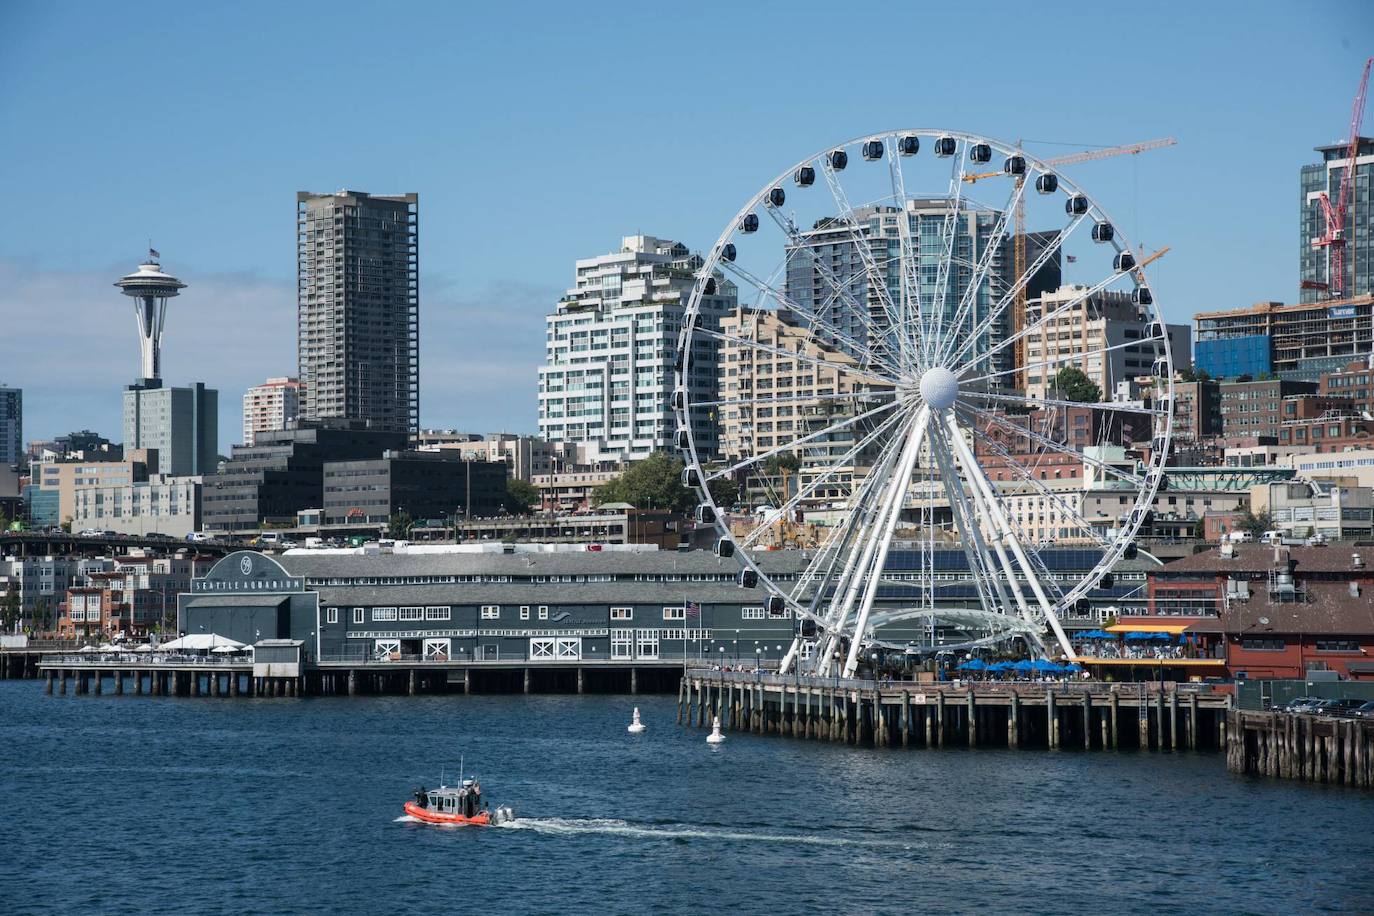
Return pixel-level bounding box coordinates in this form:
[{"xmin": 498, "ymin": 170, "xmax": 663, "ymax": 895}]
[
  {"xmin": 946, "ymin": 211, "xmax": 1091, "ymax": 373},
  {"xmin": 696, "ymin": 327, "xmax": 897, "ymax": 389},
  {"xmin": 965, "ymin": 389, "xmax": 1168, "ymax": 418},
  {"xmin": 736, "ymin": 410, "xmax": 908, "ymax": 549},
  {"xmin": 927, "ymin": 146, "xmax": 971, "ymax": 365},
  {"xmin": 695, "ymin": 388, "xmax": 898, "ymax": 412},
  {"xmin": 935, "ymin": 174, "xmax": 1029, "ymax": 369},
  {"xmin": 709, "ymin": 396, "xmax": 904, "ymax": 481},
  {"xmin": 817, "ymin": 155, "xmax": 903, "ymax": 340},
  {"xmin": 958, "ymin": 402, "xmax": 1145, "ymax": 487},
  {"xmin": 885, "ymin": 140, "xmax": 926, "ymax": 376},
  {"xmin": 718, "ymin": 258, "xmax": 902, "ymax": 378},
  {"xmin": 961, "ymin": 334, "xmax": 1166, "ymax": 389},
  {"xmin": 961, "ymin": 256, "xmax": 1140, "ymax": 374}
]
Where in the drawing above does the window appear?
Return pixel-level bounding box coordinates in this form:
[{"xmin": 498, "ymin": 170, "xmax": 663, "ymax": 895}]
[
  {"xmin": 611, "ymin": 607, "xmax": 633, "ymax": 620},
  {"xmin": 481, "ymin": 605, "xmax": 500, "ymax": 620},
  {"xmin": 1240, "ymin": 637, "xmax": 1284, "ymax": 651},
  {"xmin": 741, "ymin": 606, "xmax": 765, "ymax": 619},
  {"xmin": 520, "ymin": 605, "xmax": 530, "ymax": 620},
  {"xmin": 1315, "ymin": 639, "xmax": 1359, "ymax": 652},
  {"xmin": 399, "ymin": 606, "xmax": 424, "ymax": 621},
  {"xmin": 371, "ymin": 607, "xmax": 397, "ymax": 622},
  {"xmin": 352, "ymin": 607, "xmax": 364, "ymax": 624},
  {"xmin": 663, "ymin": 606, "xmax": 685, "ymax": 621},
  {"xmin": 326, "ymin": 607, "xmax": 339, "ymax": 624},
  {"xmin": 425, "ymin": 606, "xmax": 450, "ymax": 621},
  {"xmin": 611, "ymin": 628, "xmax": 633, "ymax": 659},
  {"xmin": 538, "ymin": 605, "xmax": 549, "ymax": 620}
]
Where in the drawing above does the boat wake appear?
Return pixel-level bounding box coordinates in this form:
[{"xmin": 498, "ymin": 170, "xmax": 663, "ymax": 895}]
[{"xmin": 495, "ymin": 817, "xmax": 923, "ymax": 849}]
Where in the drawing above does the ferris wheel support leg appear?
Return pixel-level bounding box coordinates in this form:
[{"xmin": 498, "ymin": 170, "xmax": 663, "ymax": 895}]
[
  {"xmin": 927, "ymin": 422, "xmax": 1014, "ymax": 621},
  {"xmin": 814, "ymin": 413, "xmax": 920, "ymax": 676},
  {"xmin": 944, "ymin": 412, "xmax": 1075, "ymax": 660},
  {"xmin": 842, "ymin": 409, "xmax": 930, "ymax": 679}
]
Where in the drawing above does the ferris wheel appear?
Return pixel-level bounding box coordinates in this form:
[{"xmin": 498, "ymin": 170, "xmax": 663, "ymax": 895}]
[{"xmin": 675, "ymin": 129, "xmax": 1174, "ymax": 677}]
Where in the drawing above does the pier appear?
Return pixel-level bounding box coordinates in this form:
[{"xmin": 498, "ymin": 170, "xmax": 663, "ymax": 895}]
[
  {"xmin": 1226, "ymin": 709, "xmax": 1374, "ymax": 788},
  {"xmin": 678, "ymin": 669, "xmax": 1233, "ymax": 751}
]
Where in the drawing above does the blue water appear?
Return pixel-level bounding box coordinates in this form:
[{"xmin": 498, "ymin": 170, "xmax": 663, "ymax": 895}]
[{"xmin": 1, "ymin": 682, "xmax": 1372, "ymax": 915}]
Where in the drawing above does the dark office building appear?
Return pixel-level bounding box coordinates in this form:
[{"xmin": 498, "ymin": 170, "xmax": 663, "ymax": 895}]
[
  {"xmin": 323, "ymin": 451, "xmax": 507, "ymax": 525},
  {"xmin": 202, "ymin": 421, "xmax": 407, "ymax": 532},
  {"xmin": 1219, "ymin": 378, "xmax": 1319, "ymax": 441}
]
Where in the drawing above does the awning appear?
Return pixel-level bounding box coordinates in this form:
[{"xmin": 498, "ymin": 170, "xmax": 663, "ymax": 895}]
[
  {"xmin": 185, "ymin": 596, "xmax": 288, "ymax": 609},
  {"xmin": 1106, "ymin": 623, "xmax": 1190, "ymax": 634}
]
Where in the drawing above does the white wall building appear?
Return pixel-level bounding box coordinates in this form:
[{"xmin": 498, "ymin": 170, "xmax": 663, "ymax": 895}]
[
  {"xmin": 70, "ymin": 475, "xmax": 203, "ymax": 538},
  {"xmin": 243, "ymin": 377, "xmax": 304, "ymax": 447},
  {"xmin": 538, "ymin": 235, "xmax": 735, "ymax": 463}
]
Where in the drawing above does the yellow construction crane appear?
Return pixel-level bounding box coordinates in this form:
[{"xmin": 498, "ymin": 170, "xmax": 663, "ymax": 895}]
[{"xmin": 962, "ymin": 138, "xmax": 1177, "ymax": 389}]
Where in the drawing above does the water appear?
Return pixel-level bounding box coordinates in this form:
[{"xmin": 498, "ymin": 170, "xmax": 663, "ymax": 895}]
[{"xmin": 1, "ymin": 682, "xmax": 1372, "ymax": 915}]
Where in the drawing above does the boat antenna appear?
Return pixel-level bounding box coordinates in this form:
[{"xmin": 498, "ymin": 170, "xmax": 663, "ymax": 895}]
[
  {"xmin": 459, "ymin": 754, "xmax": 464, "ymax": 784},
  {"xmin": 441, "ymin": 765, "xmax": 445, "ymax": 787}
]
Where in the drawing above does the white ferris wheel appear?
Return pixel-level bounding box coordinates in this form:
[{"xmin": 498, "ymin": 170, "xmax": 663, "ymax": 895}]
[{"xmin": 675, "ymin": 130, "xmax": 1175, "ymax": 678}]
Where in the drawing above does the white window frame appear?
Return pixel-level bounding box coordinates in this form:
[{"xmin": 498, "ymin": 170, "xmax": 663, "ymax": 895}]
[
  {"xmin": 662, "ymin": 606, "xmax": 685, "ymax": 621},
  {"xmin": 741, "ymin": 606, "xmax": 764, "ymax": 620},
  {"xmin": 610, "ymin": 606, "xmax": 633, "ymax": 620},
  {"xmin": 374, "ymin": 639, "xmax": 401, "ymax": 659},
  {"xmin": 371, "ymin": 607, "xmax": 398, "ymax": 622},
  {"xmin": 530, "ymin": 637, "xmax": 555, "ymax": 659},
  {"xmin": 399, "ymin": 606, "xmax": 424, "ymax": 621},
  {"xmin": 611, "ymin": 628, "xmax": 634, "ymax": 659},
  {"xmin": 425, "ymin": 606, "xmax": 450, "ymax": 621},
  {"xmin": 636, "ymin": 630, "xmax": 659, "ymax": 660},
  {"xmin": 481, "ymin": 605, "xmax": 500, "ymax": 620},
  {"xmin": 556, "ymin": 637, "xmax": 582, "ymax": 660},
  {"xmin": 520, "ymin": 605, "xmax": 530, "ymax": 620},
  {"xmin": 538, "ymin": 605, "xmax": 549, "ymax": 620},
  {"xmin": 423, "ymin": 638, "xmax": 451, "ymax": 661},
  {"xmin": 352, "ymin": 607, "xmax": 364, "ymax": 624},
  {"xmin": 326, "ymin": 607, "xmax": 338, "ymax": 624}
]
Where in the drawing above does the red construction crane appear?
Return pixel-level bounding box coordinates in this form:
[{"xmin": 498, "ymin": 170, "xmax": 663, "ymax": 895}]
[{"xmin": 1310, "ymin": 57, "xmax": 1372, "ymax": 299}]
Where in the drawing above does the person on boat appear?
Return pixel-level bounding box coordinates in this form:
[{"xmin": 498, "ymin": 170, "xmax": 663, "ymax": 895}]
[{"xmin": 415, "ymin": 788, "xmax": 429, "ymax": 808}]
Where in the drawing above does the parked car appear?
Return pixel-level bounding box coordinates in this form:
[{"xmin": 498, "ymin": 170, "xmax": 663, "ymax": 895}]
[
  {"xmin": 1349, "ymin": 701, "xmax": 1374, "ymax": 721},
  {"xmin": 186, "ymin": 531, "xmax": 212, "ymax": 542},
  {"xmin": 1314, "ymin": 698, "xmax": 1369, "ymax": 717},
  {"xmin": 1282, "ymin": 697, "xmax": 1325, "ymax": 714},
  {"xmin": 77, "ymin": 528, "xmax": 103, "ymax": 537}
]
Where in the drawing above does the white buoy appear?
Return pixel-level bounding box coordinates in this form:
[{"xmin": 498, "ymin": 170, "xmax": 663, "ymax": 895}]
[
  {"xmin": 628, "ymin": 707, "xmax": 646, "ymax": 733},
  {"xmin": 706, "ymin": 715, "xmax": 726, "ymax": 744}
]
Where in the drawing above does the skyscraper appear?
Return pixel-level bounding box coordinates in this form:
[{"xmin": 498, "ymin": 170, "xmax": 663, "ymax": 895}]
[
  {"xmin": 538, "ymin": 235, "xmax": 736, "ymax": 463},
  {"xmin": 297, "ymin": 190, "xmax": 419, "ymax": 434},
  {"xmin": 0, "ymin": 386, "xmax": 20, "ymax": 467},
  {"xmin": 1300, "ymin": 137, "xmax": 1374, "ymax": 303}
]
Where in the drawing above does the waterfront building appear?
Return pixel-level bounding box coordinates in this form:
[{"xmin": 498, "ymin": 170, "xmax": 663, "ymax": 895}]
[
  {"xmin": 1023, "ymin": 285, "xmax": 1190, "ymax": 401},
  {"xmin": 1219, "ymin": 378, "xmax": 1319, "ymax": 440},
  {"xmin": 0, "ymin": 555, "xmax": 111, "ymax": 624},
  {"xmin": 1300, "ymin": 137, "xmax": 1374, "ymax": 303},
  {"xmin": 243, "ymin": 377, "xmax": 304, "ymax": 447},
  {"xmin": 0, "ymin": 386, "xmax": 20, "ymax": 468},
  {"xmin": 321, "ymin": 450, "xmax": 507, "ymax": 526},
  {"xmin": 202, "ymin": 421, "xmax": 407, "ymax": 533},
  {"xmin": 123, "ymin": 381, "xmax": 218, "ymax": 477},
  {"xmin": 537, "ymin": 235, "xmax": 736, "ymax": 463},
  {"xmin": 59, "ymin": 554, "xmax": 213, "ymax": 638},
  {"xmin": 297, "ymin": 190, "xmax": 419, "ymax": 435},
  {"xmin": 415, "ymin": 506, "xmax": 684, "ymax": 549},
  {"xmin": 1194, "ymin": 295, "xmax": 1374, "ymax": 381},
  {"xmin": 530, "ymin": 464, "xmax": 624, "ymax": 512},
  {"xmin": 70, "ymin": 474, "xmax": 203, "ymax": 539},
  {"xmin": 1249, "ymin": 480, "xmax": 1374, "ymax": 542}
]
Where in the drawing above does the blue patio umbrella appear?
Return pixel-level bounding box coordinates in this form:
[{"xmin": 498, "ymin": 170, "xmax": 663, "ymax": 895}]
[
  {"xmin": 1031, "ymin": 659, "xmax": 1060, "ymax": 673},
  {"xmin": 1065, "ymin": 663, "xmax": 1085, "ymax": 673},
  {"xmin": 988, "ymin": 661, "xmax": 1012, "ymax": 672},
  {"xmin": 1126, "ymin": 631, "xmax": 1149, "ymax": 640},
  {"xmin": 1012, "ymin": 659, "xmax": 1035, "ymax": 672},
  {"xmin": 965, "ymin": 658, "xmax": 987, "ymax": 670}
]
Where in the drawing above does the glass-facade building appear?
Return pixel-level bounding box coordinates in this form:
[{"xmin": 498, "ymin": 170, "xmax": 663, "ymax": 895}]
[
  {"xmin": 1300, "ymin": 138, "xmax": 1373, "ymax": 304},
  {"xmin": 1194, "ymin": 334, "xmax": 1272, "ymax": 380}
]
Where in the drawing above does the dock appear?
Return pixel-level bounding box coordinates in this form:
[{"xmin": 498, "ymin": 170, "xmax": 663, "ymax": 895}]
[
  {"xmin": 678, "ymin": 669, "xmax": 1233, "ymax": 751},
  {"xmin": 1227, "ymin": 709, "xmax": 1374, "ymax": 788}
]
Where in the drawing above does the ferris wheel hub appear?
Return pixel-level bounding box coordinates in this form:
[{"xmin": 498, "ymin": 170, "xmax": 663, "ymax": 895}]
[{"xmin": 918, "ymin": 367, "xmax": 959, "ymax": 410}]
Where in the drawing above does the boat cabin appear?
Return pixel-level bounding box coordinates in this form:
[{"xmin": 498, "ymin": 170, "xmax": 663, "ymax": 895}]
[{"xmin": 414, "ymin": 780, "xmax": 485, "ymax": 818}]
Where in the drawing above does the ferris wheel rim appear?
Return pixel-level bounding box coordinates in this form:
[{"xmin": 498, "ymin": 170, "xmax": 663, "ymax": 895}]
[{"xmin": 675, "ymin": 128, "xmax": 1174, "ymax": 661}]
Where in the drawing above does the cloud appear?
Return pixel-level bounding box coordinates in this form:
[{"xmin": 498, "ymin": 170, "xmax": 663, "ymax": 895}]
[{"xmin": 0, "ymin": 259, "xmax": 555, "ymax": 448}]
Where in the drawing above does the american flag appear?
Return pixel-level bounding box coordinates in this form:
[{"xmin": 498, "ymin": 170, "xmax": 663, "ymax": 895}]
[
  {"xmin": 149, "ymin": 247, "xmax": 161, "ymax": 259},
  {"xmin": 685, "ymin": 601, "xmax": 701, "ymax": 619},
  {"xmin": 1065, "ymin": 254, "xmax": 1077, "ymax": 263}
]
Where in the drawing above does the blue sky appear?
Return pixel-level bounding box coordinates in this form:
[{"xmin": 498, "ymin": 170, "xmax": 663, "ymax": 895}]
[{"xmin": 0, "ymin": 0, "xmax": 1370, "ymax": 448}]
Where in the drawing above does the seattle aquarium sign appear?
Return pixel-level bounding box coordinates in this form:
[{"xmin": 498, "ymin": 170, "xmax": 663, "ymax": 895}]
[{"xmin": 191, "ymin": 551, "xmax": 306, "ymax": 594}]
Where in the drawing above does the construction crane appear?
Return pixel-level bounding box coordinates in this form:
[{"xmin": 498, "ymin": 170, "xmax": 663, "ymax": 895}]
[
  {"xmin": 1309, "ymin": 57, "xmax": 1372, "ymax": 300},
  {"xmin": 963, "ymin": 137, "xmax": 1178, "ymax": 388}
]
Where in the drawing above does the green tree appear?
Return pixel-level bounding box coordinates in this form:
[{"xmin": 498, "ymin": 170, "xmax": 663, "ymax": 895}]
[
  {"xmin": 707, "ymin": 475, "xmax": 738, "ymax": 510},
  {"xmin": 504, "ymin": 478, "xmax": 540, "ymax": 514},
  {"xmin": 762, "ymin": 453, "xmax": 801, "ymax": 475},
  {"xmin": 1194, "ymin": 368, "xmax": 1211, "ymax": 383},
  {"xmin": 1235, "ymin": 510, "xmax": 1274, "ymax": 537},
  {"xmin": 60, "ymin": 517, "xmax": 73, "ymax": 533},
  {"xmin": 595, "ymin": 452, "xmax": 695, "ymax": 512},
  {"xmin": 32, "ymin": 597, "xmax": 53, "ymax": 635},
  {"xmin": 0, "ymin": 582, "xmax": 20, "ymax": 634},
  {"xmin": 1177, "ymin": 366, "xmax": 1196, "ymax": 383},
  {"xmin": 387, "ymin": 511, "xmax": 415, "ymax": 539},
  {"xmin": 1053, "ymin": 366, "xmax": 1102, "ymax": 403}
]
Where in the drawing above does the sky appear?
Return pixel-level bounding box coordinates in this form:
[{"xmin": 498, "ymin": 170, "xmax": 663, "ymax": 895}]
[{"xmin": 0, "ymin": 0, "xmax": 1370, "ymax": 449}]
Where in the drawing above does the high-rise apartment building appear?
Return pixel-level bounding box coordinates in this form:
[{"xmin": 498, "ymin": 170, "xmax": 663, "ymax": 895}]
[
  {"xmin": 297, "ymin": 190, "xmax": 419, "ymax": 434},
  {"xmin": 243, "ymin": 377, "xmax": 304, "ymax": 446},
  {"xmin": 1300, "ymin": 137, "xmax": 1373, "ymax": 303},
  {"xmin": 1023, "ymin": 285, "xmax": 1191, "ymax": 401},
  {"xmin": 0, "ymin": 386, "xmax": 20, "ymax": 467},
  {"xmin": 782, "ymin": 201, "xmax": 1060, "ymax": 379},
  {"xmin": 538, "ymin": 235, "xmax": 736, "ymax": 463}
]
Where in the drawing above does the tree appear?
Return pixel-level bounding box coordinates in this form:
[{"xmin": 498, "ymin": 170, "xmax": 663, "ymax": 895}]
[
  {"xmin": 1194, "ymin": 368, "xmax": 1211, "ymax": 383},
  {"xmin": 595, "ymin": 452, "xmax": 695, "ymax": 513},
  {"xmin": 707, "ymin": 475, "xmax": 738, "ymax": 510},
  {"xmin": 1235, "ymin": 510, "xmax": 1274, "ymax": 537},
  {"xmin": 504, "ymin": 478, "xmax": 540, "ymax": 514},
  {"xmin": 1053, "ymin": 366, "xmax": 1102, "ymax": 403},
  {"xmin": 387, "ymin": 511, "xmax": 414, "ymax": 539},
  {"xmin": 0, "ymin": 583, "xmax": 20, "ymax": 634},
  {"xmin": 1177, "ymin": 366, "xmax": 1196, "ymax": 383},
  {"xmin": 32, "ymin": 597, "xmax": 52, "ymax": 636},
  {"xmin": 60, "ymin": 517, "xmax": 73, "ymax": 533},
  {"xmin": 763, "ymin": 453, "xmax": 801, "ymax": 475}
]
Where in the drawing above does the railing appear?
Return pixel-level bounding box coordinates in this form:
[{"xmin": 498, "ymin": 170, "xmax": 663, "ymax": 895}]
[
  {"xmin": 687, "ymin": 668, "xmax": 1222, "ymax": 696},
  {"xmin": 42, "ymin": 652, "xmax": 251, "ymax": 667}
]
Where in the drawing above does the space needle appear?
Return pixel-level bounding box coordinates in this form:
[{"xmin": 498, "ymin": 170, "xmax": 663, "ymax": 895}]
[{"xmin": 115, "ymin": 249, "xmax": 186, "ymax": 382}]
